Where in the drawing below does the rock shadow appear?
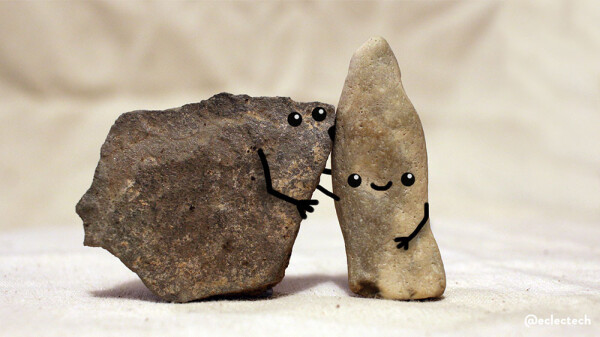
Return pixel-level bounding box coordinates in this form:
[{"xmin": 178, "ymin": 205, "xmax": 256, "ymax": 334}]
[
  {"xmin": 274, "ymin": 273, "xmax": 352, "ymax": 296},
  {"xmin": 91, "ymin": 279, "xmax": 163, "ymax": 302},
  {"xmin": 91, "ymin": 273, "xmax": 351, "ymax": 303}
]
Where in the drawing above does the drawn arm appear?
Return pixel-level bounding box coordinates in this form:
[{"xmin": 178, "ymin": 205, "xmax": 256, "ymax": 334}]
[
  {"xmin": 314, "ymin": 168, "xmax": 340, "ymax": 201},
  {"xmin": 316, "ymin": 185, "xmax": 340, "ymax": 201},
  {"xmin": 258, "ymin": 149, "xmax": 319, "ymax": 219},
  {"xmin": 394, "ymin": 202, "xmax": 429, "ymax": 250}
]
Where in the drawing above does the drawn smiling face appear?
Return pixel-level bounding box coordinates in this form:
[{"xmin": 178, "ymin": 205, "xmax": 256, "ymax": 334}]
[
  {"xmin": 332, "ymin": 121, "xmax": 429, "ymax": 237},
  {"xmin": 345, "ymin": 172, "xmax": 415, "ymax": 191}
]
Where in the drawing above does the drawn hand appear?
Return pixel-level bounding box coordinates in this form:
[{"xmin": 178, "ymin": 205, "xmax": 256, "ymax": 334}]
[
  {"xmin": 393, "ymin": 203, "xmax": 429, "ymax": 251},
  {"xmin": 258, "ymin": 149, "xmax": 320, "ymax": 220},
  {"xmin": 295, "ymin": 199, "xmax": 319, "ymax": 219},
  {"xmin": 394, "ymin": 236, "xmax": 410, "ymax": 250}
]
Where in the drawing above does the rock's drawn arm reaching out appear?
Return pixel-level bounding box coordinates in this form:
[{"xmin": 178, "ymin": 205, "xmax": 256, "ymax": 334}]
[
  {"xmin": 316, "ymin": 168, "xmax": 340, "ymax": 201},
  {"xmin": 258, "ymin": 149, "xmax": 319, "ymax": 219},
  {"xmin": 394, "ymin": 202, "xmax": 429, "ymax": 250}
]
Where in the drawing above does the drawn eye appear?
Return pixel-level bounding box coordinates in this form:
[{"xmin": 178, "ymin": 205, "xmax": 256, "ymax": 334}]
[
  {"xmin": 401, "ymin": 172, "xmax": 415, "ymax": 186},
  {"xmin": 312, "ymin": 107, "xmax": 326, "ymax": 122},
  {"xmin": 287, "ymin": 112, "xmax": 302, "ymax": 127},
  {"xmin": 347, "ymin": 173, "xmax": 362, "ymax": 188}
]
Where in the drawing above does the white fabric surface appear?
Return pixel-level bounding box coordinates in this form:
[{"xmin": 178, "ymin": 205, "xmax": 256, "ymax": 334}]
[{"xmin": 1, "ymin": 216, "xmax": 598, "ymax": 336}]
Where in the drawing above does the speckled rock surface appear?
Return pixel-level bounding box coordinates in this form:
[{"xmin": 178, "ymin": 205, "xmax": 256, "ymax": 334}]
[
  {"xmin": 76, "ymin": 93, "xmax": 335, "ymax": 302},
  {"xmin": 332, "ymin": 37, "xmax": 445, "ymax": 300}
]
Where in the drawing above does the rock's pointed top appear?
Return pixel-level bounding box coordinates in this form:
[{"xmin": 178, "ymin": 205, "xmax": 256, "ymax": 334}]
[
  {"xmin": 353, "ymin": 36, "xmax": 395, "ymax": 61},
  {"xmin": 344, "ymin": 37, "xmax": 402, "ymax": 90},
  {"xmin": 338, "ymin": 36, "xmax": 414, "ymax": 125}
]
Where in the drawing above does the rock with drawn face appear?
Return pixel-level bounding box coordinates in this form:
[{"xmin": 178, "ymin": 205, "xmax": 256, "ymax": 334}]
[
  {"xmin": 332, "ymin": 37, "xmax": 446, "ymax": 300},
  {"xmin": 77, "ymin": 93, "xmax": 335, "ymax": 302}
]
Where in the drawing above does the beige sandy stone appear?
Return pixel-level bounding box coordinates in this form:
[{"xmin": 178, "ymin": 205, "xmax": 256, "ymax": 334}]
[{"xmin": 332, "ymin": 37, "xmax": 445, "ymax": 300}]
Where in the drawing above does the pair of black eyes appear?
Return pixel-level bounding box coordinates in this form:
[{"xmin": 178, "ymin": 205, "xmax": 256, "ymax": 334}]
[
  {"xmin": 347, "ymin": 173, "xmax": 415, "ymax": 187},
  {"xmin": 287, "ymin": 107, "xmax": 327, "ymax": 127}
]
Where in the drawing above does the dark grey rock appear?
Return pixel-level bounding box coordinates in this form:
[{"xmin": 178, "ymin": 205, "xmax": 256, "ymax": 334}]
[{"xmin": 76, "ymin": 93, "xmax": 335, "ymax": 302}]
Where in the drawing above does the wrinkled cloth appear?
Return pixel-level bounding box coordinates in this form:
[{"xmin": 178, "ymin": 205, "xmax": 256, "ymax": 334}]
[{"xmin": 1, "ymin": 217, "xmax": 598, "ymax": 336}]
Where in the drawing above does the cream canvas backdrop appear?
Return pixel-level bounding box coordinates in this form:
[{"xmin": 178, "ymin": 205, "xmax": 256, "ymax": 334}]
[
  {"xmin": 0, "ymin": 0, "xmax": 599, "ymax": 232},
  {"xmin": 1, "ymin": 2, "xmax": 600, "ymax": 336}
]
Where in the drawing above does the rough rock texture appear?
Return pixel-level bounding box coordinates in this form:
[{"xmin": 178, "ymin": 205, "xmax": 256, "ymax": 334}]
[
  {"xmin": 332, "ymin": 37, "xmax": 446, "ymax": 300},
  {"xmin": 76, "ymin": 93, "xmax": 335, "ymax": 302}
]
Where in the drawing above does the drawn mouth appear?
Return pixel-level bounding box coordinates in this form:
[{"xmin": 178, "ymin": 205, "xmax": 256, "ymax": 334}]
[{"xmin": 370, "ymin": 181, "xmax": 393, "ymax": 191}]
